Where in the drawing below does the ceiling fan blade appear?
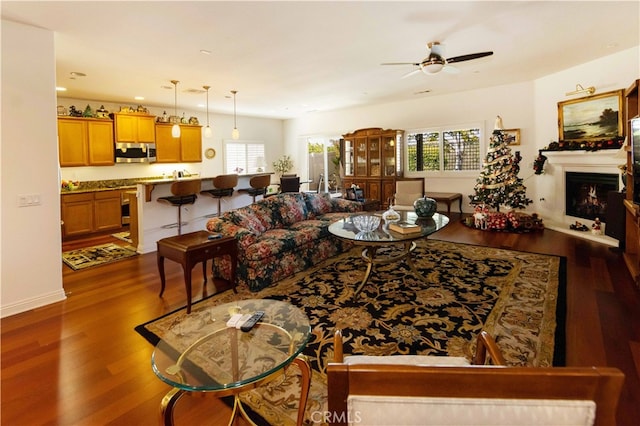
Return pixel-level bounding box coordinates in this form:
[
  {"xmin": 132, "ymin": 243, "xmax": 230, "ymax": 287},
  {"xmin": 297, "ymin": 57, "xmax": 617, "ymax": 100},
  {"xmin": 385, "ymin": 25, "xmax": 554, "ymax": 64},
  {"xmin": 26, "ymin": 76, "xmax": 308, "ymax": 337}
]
[
  {"xmin": 381, "ymin": 62, "xmax": 421, "ymax": 66},
  {"xmin": 446, "ymin": 51, "xmax": 493, "ymax": 64},
  {"xmin": 401, "ymin": 68, "xmax": 422, "ymax": 79}
]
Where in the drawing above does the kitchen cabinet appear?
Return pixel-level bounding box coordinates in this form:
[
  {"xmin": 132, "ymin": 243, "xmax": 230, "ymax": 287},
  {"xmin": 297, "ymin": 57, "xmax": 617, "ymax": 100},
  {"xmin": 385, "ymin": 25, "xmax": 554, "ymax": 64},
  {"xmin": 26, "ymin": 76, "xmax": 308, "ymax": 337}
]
[
  {"xmin": 112, "ymin": 112, "xmax": 155, "ymax": 143},
  {"xmin": 155, "ymin": 123, "xmax": 202, "ymax": 163},
  {"xmin": 342, "ymin": 127, "xmax": 403, "ymax": 207},
  {"xmin": 61, "ymin": 190, "xmax": 123, "ymax": 239},
  {"xmin": 58, "ymin": 117, "xmax": 114, "ymax": 167}
]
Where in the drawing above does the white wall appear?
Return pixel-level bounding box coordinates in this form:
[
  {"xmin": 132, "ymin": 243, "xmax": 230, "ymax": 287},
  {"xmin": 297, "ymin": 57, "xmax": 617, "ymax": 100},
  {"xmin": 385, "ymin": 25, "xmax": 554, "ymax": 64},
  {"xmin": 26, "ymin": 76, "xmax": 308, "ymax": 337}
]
[{"xmin": 1, "ymin": 20, "xmax": 66, "ymax": 317}]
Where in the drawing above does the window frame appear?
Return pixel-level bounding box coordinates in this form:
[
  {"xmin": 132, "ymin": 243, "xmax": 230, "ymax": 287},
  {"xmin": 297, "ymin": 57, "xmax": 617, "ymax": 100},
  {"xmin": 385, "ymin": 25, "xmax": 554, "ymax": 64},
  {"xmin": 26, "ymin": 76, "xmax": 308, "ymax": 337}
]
[
  {"xmin": 223, "ymin": 139, "xmax": 266, "ymax": 175},
  {"xmin": 403, "ymin": 122, "xmax": 485, "ymax": 179}
]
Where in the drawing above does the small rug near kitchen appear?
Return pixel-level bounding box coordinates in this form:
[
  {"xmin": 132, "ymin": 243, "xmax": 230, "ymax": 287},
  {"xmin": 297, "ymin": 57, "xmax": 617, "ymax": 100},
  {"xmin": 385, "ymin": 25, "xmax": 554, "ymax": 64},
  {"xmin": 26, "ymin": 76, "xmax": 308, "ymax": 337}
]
[
  {"xmin": 111, "ymin": 231, "xmax": 133, "ymax": 244},
  {"xmin": 135, "ymin": 240, "xmax": 565, "ymax": 426},
  {"xmin": 62, "ymin": 243, "xmax": 138, "ymax": 270}
]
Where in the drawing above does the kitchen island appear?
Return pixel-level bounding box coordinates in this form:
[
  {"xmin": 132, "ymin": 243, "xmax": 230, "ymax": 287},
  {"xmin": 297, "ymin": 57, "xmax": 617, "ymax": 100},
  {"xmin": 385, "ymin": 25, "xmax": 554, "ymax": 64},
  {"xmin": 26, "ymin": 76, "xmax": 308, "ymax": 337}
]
[{"xmin": 132, "ymin": 173, "xmax": 274, "ymax": 253}]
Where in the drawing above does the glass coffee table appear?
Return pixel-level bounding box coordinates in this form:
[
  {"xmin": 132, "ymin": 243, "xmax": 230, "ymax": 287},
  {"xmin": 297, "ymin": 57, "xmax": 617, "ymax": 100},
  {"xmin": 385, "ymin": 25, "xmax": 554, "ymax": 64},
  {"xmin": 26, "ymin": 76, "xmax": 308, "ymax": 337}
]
[
  {"xmin": 329, "ymin": 211, "xmax": 449, "ymax": 296},
  {"xmin": 151, "ymin": 299, "xmax": 312, "ymax": 426}
]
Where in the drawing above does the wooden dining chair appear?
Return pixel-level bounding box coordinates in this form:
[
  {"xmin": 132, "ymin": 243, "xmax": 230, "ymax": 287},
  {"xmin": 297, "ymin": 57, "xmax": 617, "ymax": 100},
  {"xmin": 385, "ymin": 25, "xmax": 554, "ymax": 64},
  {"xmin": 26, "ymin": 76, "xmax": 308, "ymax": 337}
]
[{"xmin": 327, "ymin": 330, "xmax": 624, "ymax": 426}]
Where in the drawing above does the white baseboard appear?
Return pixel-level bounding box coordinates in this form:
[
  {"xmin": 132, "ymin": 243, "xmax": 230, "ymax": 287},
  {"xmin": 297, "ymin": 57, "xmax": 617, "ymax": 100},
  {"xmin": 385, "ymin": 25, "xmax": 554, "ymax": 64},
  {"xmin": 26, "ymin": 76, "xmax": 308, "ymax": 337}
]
[{"xmin": 0, "ymin": 289, "xmax": 67, "ymax": 318}]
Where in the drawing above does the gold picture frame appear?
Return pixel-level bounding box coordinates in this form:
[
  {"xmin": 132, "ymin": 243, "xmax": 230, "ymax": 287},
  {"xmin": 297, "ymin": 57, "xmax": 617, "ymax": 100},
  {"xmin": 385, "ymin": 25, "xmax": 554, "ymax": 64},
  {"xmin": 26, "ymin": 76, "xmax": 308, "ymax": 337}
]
[
  {"xmin": 557, "ymin": 89, "xmax": 624, "ymax": 141},
  {"xmin": 503, "ymin": 128, "xmax": 520, "ymax": 145}
]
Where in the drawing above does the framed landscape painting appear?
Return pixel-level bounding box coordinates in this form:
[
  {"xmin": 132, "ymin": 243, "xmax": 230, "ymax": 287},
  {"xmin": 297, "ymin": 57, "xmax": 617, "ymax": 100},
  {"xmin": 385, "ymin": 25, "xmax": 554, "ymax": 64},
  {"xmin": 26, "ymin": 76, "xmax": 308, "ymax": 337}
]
[
  {"xmin": 557, "ymin": 89, "xmax": 623, "ymax": 141},
  {"xmin": 503, "ymin": 128, "xmax": 520, "ymax": 145}
]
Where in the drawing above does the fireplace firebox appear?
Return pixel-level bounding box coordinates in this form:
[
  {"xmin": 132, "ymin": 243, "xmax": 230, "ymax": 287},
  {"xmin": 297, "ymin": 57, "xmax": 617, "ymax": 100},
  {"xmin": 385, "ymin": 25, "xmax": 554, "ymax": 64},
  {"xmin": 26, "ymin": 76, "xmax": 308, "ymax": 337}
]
[{"xmin": 565, "ymin": 172, "xmax": 619, "ymax": 221}]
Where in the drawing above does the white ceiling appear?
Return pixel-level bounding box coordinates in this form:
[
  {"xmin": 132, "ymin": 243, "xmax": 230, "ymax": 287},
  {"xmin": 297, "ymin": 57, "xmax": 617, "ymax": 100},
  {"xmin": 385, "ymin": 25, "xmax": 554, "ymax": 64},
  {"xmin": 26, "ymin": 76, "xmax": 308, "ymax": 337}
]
[{"xmin": 2, "ymin": 1, "xmax": 638, "ymax": 119}]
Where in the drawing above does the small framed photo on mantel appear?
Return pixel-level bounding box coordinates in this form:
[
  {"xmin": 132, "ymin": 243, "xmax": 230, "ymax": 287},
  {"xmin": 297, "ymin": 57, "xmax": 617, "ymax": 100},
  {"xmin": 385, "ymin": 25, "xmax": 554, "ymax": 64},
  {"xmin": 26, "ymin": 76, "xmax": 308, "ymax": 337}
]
[{"xmin": 503, "ymin": 128, "xmax": 521, "ymax": 145}]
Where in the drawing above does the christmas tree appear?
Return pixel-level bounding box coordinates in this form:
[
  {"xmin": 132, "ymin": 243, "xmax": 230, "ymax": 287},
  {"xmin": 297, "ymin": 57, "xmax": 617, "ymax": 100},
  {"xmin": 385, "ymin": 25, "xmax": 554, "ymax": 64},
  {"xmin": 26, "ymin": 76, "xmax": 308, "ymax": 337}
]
[{"xmin": 469, "ymin": 117, "xmax": 532, "ymax": 211}]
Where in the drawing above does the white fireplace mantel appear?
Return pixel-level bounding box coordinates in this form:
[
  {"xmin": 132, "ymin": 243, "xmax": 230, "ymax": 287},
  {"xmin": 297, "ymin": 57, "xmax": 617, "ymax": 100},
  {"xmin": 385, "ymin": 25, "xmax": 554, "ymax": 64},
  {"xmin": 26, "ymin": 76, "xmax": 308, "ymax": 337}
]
[{"xmin": 540, "ymin": 149, "xmax": 625, "ymax": 246}]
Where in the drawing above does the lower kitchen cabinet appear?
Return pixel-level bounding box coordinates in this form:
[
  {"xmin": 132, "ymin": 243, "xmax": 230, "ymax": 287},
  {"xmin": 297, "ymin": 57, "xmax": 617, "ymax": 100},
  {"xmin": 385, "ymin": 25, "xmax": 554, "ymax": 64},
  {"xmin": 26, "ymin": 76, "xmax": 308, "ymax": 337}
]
[{"xmin": 61, "ymin": 190, "xmax": 123, "ymax": 239}]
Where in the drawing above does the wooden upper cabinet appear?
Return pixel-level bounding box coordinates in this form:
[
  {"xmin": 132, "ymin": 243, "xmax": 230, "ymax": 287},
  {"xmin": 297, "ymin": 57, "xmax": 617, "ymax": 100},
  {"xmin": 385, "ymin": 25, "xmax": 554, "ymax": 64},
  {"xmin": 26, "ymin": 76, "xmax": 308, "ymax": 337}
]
[
  {"xmin": 155, "ymin": 123, "xmax": 202, "ymax": 163},
  {"xmin": 58, "ymin": 117, "xmax": 114, "ymax": 167},
  {"xmin": 58, "ymin": 118, "xmax": 89, "ymax": 166},
  {"xmin": 180, "ymin": 125, "xmax": 202, "ymax": 162},
  {"xmin": 87, "ymin": 120, "xmax": 114, "ymax": 165},
  {"xmin": 113, "ymin": 113, "xmax": 155, "ymax": 143},
  {"xmin": 155, "ymin": 124, "xmax": 181, "ymax": 163}
]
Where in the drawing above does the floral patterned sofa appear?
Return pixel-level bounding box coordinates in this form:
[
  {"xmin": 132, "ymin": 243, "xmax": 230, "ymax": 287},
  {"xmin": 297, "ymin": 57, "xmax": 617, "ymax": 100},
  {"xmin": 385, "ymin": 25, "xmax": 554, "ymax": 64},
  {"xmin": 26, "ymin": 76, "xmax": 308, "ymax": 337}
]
[{"xmin": 205, "ymin": 192, "xmax": 362, "ymax": 291}]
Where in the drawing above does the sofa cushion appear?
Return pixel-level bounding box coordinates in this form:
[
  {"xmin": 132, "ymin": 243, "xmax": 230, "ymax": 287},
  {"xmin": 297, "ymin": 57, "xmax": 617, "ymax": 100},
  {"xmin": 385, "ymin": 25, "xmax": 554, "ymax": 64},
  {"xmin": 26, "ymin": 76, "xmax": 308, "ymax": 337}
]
[
  {"xmin": 261, "ymin": 193, "xmax": 309, "ymax": 227},
  {"xmin": 228, "ymin": 202, "xmax": 274, "ymax": 234},
  {"xmin": 244, "ymin": 225, "xmax": 323, "ymax": 260},
  {"xmin": 304, "ymin": 192, "xmax": 334, "ymax": 217}
]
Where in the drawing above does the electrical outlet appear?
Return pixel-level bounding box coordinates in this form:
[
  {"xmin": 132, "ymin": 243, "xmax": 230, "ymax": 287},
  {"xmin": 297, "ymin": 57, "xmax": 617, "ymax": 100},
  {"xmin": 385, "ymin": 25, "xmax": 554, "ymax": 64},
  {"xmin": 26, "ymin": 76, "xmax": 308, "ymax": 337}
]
[{"xmin": 18, "ymin": 193, "xmax": 42, "ymax": 207}]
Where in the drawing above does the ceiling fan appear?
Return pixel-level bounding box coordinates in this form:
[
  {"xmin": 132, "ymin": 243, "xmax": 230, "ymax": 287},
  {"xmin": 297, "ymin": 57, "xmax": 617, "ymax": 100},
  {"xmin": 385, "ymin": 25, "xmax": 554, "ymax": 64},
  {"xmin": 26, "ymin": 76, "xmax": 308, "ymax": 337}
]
[{"xmin": 382, "ymin": 42, "xmax": 493, "ymax": 77}]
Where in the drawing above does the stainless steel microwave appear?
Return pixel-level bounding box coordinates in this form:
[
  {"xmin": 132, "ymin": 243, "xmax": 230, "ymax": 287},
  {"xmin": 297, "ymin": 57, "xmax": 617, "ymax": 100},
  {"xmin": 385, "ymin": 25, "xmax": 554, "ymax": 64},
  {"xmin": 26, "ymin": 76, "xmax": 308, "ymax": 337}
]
[{"xmin": 114, "ymin": 143, "xmax": 156, "ymax": 163}]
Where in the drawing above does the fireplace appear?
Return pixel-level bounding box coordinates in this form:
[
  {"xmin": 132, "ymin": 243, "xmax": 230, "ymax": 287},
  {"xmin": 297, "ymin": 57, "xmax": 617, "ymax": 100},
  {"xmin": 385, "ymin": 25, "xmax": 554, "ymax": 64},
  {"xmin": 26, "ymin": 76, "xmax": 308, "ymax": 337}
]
[{"xmin": 565, "ymin": 172, "xmax": 619, "ymax": 221}]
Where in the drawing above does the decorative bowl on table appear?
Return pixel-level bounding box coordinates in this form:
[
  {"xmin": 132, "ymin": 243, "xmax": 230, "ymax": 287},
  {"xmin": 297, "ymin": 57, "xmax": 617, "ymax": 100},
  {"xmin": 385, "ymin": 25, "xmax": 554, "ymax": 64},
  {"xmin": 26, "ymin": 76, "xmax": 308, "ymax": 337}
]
[{"xmin": 352, "ymin": 215, "xmax": 381, "ymax": 233}]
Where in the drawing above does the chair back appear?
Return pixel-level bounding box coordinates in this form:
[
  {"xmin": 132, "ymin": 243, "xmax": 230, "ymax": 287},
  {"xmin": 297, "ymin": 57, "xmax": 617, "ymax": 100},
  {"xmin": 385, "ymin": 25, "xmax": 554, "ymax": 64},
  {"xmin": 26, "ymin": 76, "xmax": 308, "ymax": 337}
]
[
  {"xmin": 327, "ymin": 364, "xmax": 623, "ymax": 426},
  {"xmin": 212, "ymin": 174, "xmax": 238, "ymax": 190},
  {"xmin": 280, "ymin": 176, "xmax": 300, "ymax": 193},
  {"xmin": 392, "ymin": 178, "xmax": 424, "ymax": 210},
  {"xmin": 250, "ymin": 174, "xmax": 271, "ymax": 190},
  {"xmin": 170, "ymin": 179, "xmax": 201, "ymax": 196}
]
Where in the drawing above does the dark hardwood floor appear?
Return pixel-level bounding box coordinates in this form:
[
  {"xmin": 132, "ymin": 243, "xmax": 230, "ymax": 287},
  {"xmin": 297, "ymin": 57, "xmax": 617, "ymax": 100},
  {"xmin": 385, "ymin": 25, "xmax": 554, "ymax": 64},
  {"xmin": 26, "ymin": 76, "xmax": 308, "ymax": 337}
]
[{"xmin": 2, "ymin": 215, "xmax": 640, "ymax": 425}]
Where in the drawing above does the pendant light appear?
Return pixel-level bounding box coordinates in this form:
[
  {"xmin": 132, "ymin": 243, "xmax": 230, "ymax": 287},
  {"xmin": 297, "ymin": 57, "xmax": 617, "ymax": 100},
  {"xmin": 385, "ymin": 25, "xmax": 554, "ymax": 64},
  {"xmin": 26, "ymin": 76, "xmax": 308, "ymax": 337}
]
[
  {"xmin": 170, "ymin": 80, "xmax": 181, "ymax": 138},
  {"xmin": 231, "ymin": 90, "xmax": 240, "ymax": 140},
  {"xmin": 202, "ymin": 85, "xmax": 212, "ymax": 138}
]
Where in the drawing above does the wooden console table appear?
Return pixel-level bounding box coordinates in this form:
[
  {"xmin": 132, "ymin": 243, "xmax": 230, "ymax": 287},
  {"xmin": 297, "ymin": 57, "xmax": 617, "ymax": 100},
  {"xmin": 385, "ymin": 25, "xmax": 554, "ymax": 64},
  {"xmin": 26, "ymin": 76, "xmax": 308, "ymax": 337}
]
[
  {"xmin": 425, "ymin": 192, "xmax": 463, "ymax": 214},
  {"xmin": 157, "ymin": 231, "xmax": 237, "ymax": 313}
]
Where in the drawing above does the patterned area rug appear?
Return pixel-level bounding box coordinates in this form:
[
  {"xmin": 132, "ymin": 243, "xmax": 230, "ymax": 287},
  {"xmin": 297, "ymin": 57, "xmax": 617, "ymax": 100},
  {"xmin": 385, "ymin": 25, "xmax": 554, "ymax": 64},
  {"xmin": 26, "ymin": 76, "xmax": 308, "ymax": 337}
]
[
  {"xmin": 62, "ymin": 243, "xmax": 137, "ymax": 270},
  {"xmin": 136, "ymin": 240, "xmax": 565, "ymax": 425}
]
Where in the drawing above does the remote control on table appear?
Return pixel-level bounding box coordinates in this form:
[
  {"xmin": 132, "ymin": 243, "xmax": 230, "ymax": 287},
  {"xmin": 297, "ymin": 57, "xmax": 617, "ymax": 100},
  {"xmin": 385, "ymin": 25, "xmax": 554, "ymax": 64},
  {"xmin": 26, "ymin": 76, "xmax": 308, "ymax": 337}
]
[
  {"xmin": 208, "ymin": 233, "xmax": 222, "ymax": 240},
  {"xmin": 240, "ymin": 311, "xmax": 264, "ymax": 332}
]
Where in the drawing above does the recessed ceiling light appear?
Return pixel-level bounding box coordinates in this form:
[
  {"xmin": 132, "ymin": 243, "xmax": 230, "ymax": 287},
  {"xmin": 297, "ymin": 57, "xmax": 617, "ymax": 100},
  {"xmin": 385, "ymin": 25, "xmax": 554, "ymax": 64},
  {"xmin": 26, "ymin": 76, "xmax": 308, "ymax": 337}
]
[
  {"xmin": 200, "ymin": 49, "xmax": 212, "ymax": 55},
  {"xmin": 134, "ymin": 96, "xmax": 145, "ymax": 101},
  {"xmin": 56, "ymin": 87, "xmax": 67, "ymax": 92},
  {"xmin": 70, "ymin": 71, "xmax": 86, "ymax": 77}
]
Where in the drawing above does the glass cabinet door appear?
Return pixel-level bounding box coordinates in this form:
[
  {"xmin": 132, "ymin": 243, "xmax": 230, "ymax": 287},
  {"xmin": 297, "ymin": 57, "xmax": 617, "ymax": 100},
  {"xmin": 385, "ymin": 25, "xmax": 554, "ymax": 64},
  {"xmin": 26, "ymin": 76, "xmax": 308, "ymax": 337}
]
[
  {"xmin": 355, "ymin": 137, "xmax": 367, "ymax": 176},
  {"xmin": 368, "ymin": 136, "xmax": 381, "ymax": 177},
  {"xmin": 383, "ymin": 134, "xmax": 396, "ymax": 177},
  {"xmin": 344, "ymin": 139, "xmax": 354, "ymax": 176}
]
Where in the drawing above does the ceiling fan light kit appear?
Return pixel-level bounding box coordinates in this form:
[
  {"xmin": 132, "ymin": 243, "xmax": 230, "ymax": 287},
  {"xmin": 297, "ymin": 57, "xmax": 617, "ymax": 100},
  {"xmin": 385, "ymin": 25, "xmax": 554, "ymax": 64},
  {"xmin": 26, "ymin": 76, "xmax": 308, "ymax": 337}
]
[{"xmin": 383, "ymin": 41, "xmax": 493, "ymax": 77}]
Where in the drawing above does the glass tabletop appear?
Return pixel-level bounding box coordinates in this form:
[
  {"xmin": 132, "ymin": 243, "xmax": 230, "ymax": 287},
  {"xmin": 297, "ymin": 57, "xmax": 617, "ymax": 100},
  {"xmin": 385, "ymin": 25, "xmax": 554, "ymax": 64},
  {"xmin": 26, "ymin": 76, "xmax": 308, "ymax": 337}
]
[
  {"xmin": 329, "ymin": 211, "xmax": 449, "ymax": 243},
  {"xmin": 151, "ymin": 299, "xmax": 311, "ymax": 392}
]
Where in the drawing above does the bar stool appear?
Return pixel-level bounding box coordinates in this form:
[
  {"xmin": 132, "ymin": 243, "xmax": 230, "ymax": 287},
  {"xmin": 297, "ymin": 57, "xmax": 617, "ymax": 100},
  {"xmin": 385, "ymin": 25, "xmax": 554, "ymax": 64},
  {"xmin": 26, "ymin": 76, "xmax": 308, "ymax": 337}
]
[
  {"xmin": 157, "ymin": 180, "xmax": 201, "ymax": 235},
  {"xmin": 200, "ymin": 174, "xmax": 238, "ymax": 216},
  {"xmin": 246, "ymin": 174, "xmax": 271, "ymax": 203}
]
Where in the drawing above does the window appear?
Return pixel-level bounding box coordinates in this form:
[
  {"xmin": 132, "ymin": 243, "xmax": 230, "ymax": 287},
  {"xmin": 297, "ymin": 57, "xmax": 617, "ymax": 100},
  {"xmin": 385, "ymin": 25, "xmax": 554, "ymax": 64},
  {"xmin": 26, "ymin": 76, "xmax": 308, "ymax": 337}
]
[
  {"xmin": 223, "ymin": 140, "xmax": 266, "ymax": 175},
  {"xmin": 406, "ymin": 124, "xmax": 482, "ymax": 174}
]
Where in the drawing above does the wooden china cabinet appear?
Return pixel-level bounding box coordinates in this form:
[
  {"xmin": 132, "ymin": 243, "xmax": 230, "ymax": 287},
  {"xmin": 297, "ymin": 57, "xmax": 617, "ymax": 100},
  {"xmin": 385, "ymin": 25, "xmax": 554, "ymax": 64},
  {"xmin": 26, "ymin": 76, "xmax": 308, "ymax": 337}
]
[
  {"xmin": 341, "ymin": 128, "xmax": 403, "ymax": 207},
  {"xmin": 623, "ymin": 79, "xmax": 640, "ymax": 286}
]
